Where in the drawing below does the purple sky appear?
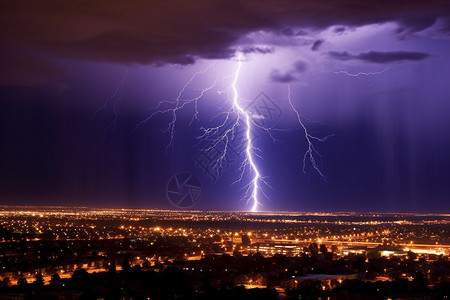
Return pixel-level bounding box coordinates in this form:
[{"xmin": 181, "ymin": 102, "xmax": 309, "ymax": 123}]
[{"xmin": 1, "ymin": 0, "xmax": 450, "ymax": 212}]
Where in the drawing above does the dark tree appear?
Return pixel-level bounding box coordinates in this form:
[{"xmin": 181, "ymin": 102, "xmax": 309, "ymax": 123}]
[
  {"xmin": 71, "ymin": 269, "xmax": 90, "ymax": 291},
  {"xmin": 34, "ymin": 272, "xmax": 44, "ymax": 286},
  {"xmin": 233, "ymin": 249, "xmax": 243, "ymax": 257},
  {"xmin": 2, "ymin": 277, "xmax": 10, "ymax": 287},
  {"xmin": 309, "ymin": 243, "xmax": 319, "ymax": 256},
  {"xmin": 407, "ymin": 250, "xmax": 418, "ymax": 260},
  {"xmin": 121, "ymin": 255, "xmax": 131, "ymax": 272},
  {"xmin": 108, "ymin": 261, "xmax": 117, "ymax": 274},
  {"xmin": 18, "ymin": 276, "xmax": 28, "ymax": 289},
  {"xmin": 142, "ymin": 259, "xmax": 151, "ymax": 269},
  {"xmin": 241, "ymin": 234, "xmax": 251, "ymax": 245},
  {"xmin": 50, "ymin": 272, "xmax": 61, "ymax": 286}
]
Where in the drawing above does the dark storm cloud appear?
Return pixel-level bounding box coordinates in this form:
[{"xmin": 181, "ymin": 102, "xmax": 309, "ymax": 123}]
[
  {"xmin": 396, "ymin": 15, "xmax": 439, "ymax": 35},
  {"xmin": 240, "ymin": 46, "xmax": 274, "ymax": 54},
  {"xmin": 269, "ymin": 70, "xmax": 295, "ymax": 83},
  {"xmin": 311, "ymin": 40, "xmax": 324, "ymax": 51},
  {"xmin": 329, "ymin": 51, "xmax": 354, "ymax": 61},
  {"xmin": 329, "ymin": 50, "xmax": 430, "ymax": 63},
  {"xmin": 334, "ymin": 27, "xmax": 347, "ymax": 34},
  {"xmin": 277, "ymin": 28, "xmax": 308, "ymax": 36},
  {"xmin": 0, "ymin": 46, "xmax": 66, "ymax": 86},
  {"xmin": 270, "ymin": 60, "xmax": 307, "ymax": 83},
  {"xmin": 1, "ymin": 0, "xmax": 450, "ymax": 85},
  {"xmin": 358, "ymin": 51, "xmax": 430, "ymax": 63}
]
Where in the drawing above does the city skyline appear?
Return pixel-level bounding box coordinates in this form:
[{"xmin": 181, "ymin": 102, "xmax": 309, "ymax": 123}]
[{"xmin": 0, "ymin": 205, "xmax": 448, "ymax": 297}]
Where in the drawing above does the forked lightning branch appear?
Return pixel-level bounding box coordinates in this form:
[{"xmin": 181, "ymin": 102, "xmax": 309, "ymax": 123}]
[{"xmin": 136, "ymin": 54, "xmax": 332, "ymax": 212}]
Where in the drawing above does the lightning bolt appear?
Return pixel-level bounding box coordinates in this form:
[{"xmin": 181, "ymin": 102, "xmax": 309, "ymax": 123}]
[
  {"xmin": 135, "ymin": 65, "xmax": 218, "ymax": 153},
  {"xmin": 135, "ymin": 54, "xmax": 332, "ymax": 212},
  {"xmin": 135, "ymin": 54, "xmax": 268, "ymax": 212},
  {"xmin": 334, "ymin": 65, "xmax": 390, "ymax": 77},
  {"xmin": 91, "ymin": 68, "xmax": 129, "ymax": 141},
  {"xmin": 287, "ymin": 84, "xmax": 334, "ymax": 180},
  {"xmin": 230, "ymin": 54, "xmax": 262, "ymax": 212},
  {"xmin": 194, "ymin": 54, "xmax": 266, "ymax": 212}
]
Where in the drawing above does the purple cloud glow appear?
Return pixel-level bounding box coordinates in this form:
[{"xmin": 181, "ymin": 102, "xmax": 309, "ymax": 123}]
[{"xmin": 1, "ymin": 0, "xmax": 450, "ymax": 85}]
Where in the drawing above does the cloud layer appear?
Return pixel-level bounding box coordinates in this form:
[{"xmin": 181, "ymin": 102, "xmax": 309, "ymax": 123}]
[
  {"xmin": 1, "ymin": 0, "xmax": 449, "ymax": 84},
  {"xmin": 270, "ymin": 60, "xmax": 308, "ymax": 83},
  {"xmin": 329, "ymin": 51, "xmax": 430, "ymax": 63}
]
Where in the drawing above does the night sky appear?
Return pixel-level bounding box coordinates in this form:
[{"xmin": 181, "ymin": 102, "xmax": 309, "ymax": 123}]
[{"xmin": 1, "ymin": 1, "xmax": 450, "ymax": 212}]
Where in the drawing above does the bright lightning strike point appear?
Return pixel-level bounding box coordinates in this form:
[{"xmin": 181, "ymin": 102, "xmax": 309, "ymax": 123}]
[{"xmin": 230, "ymin": 54, "xmax": 261, "ymax": 212}]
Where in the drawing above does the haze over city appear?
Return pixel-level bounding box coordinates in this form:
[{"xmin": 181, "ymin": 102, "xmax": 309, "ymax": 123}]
[{"xmin": 1, "ymin": 0, "xmax": 450, "ymax": 212}]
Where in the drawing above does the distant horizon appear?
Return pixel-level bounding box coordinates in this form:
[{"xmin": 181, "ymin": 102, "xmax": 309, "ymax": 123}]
[
  {"xmin": 1, "ymin": 204, "xmax": 449, "ymax": 216},
  {"xmin": 2, "ymin": 0, "xmax": 450, "ymax": 214}
]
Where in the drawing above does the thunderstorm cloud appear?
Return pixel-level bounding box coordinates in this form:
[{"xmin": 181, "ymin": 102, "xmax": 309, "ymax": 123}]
[
  {"xmin": 270, "ymin": 60, "xmax": 308, "ymax": 83},
  {"xmin": 328, "ymin": 51, "xmax": 430, "ymax": 63},
  {"xmin": 311, "ymin": 40, "xmax": 325, "ymax": 51},
  {"xmin": 1, "ymin": 0, "xmax": 450, "ymax": 85}
]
